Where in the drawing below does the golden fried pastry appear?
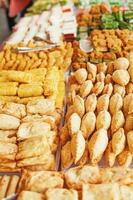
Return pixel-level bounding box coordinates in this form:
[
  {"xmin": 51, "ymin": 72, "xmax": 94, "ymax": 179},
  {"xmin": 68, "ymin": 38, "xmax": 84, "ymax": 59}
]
[
  {"xmin": 73, "ymin": 95, "xmax": 85, "ymax": 118},
  {"xmin": 85, "ymin": 93, "xmax": 97, "ymax": 112},
  {"xmin": 17, "ymin": 121, "xmax": 51, "ymax": 140},
  {"xmin": 105, "ymin": 141, "xmax": 116, "ymax": 167},
  {"xmin": 7, "ymin": 71, "xmax": 34, "ymax": 83},
  {"xmin": 87, "ymin": 63, "xmax": 97, "ymax": 83},
  {"xmin": 27, "ymin": 99, "xmax": 55, "ymax": 115},
  {"xmin": 65, "ymin": 165, "xmax": 100, "ymax": 189},
  {"xmin": 123, "ymin": 94, "xmax": 133, "ymax": 115},
  {"xmin": 82, "ymin": 183, "xmax": 120, "ymax": 200},
  {"xmin": 112, "ymin": 69, "xmax": 130, "ymax": 86},
  {"xmin": 45, "ymin": 188, "xmax": 78, "ymax": 200},
  {"xmin": 71, "ymin": 131, "xmax": 85, "ymax": 164},
  {"xmin": 111, "ymin": 111, "xmax": 125, "ymax": 133},
  {"xmin": 0, "ymin": 142, "xmax": 17, "ymax": 160},
  {"xmin": 88, "ymin": 129, "xmax": 108, "ymax": 164},
  {"xmin": 18, "ymin": 84, "xmax": 43, "ymax": 98},
  {"xmin": 0, "ymin": 114, "xmax": 20, "ymax": 130},
  {"xmin": 109, "ymin": 93, "xmax": 123, "ymax": 115},
  {"xmin": 81, "ymin": 112, "xmax": 96, "ymax": 139},
  {"xmin": 113, "ymin": 84, "xmax": 126, "ymax": 97},
  {"xmin": 18, "ymin": 191, "xmax": 44, "ymax": 200},
  {"xmin": 74, "ymin": 68, "xmax": 87, "ymax": 84},
  {"xmin": 80, "ymin": 80, "xmax": 93, "ymax": 98},
  {"xmin": 19, "ymin": 96, "xmax": 44, "ymax": 105},
  {"xmin": 61, "ymin": 141, "xmax": 73, "ymax": 170},
  {"xmin": 0, "ymin": 176, "xmax": 11, "ymax": 199},
  {"xmin": 16, "ymin": 135, "xmax": 51, "ymax": 160},
  {"xmin": 0, "ymin": 85, "xmax": 18, "ymax": 96},
  {"xmin": 67, "ymin": 113, "xmax": 81, "ymax": 135},
  {"xmin": 18, "ymin": 170, "xmax": 64, "ymax": 193},
  {"xmin": 56, "ymin": 81, "xmax": 65, "ymax": 109},
  {"xmin": 96, "ymin": 111, "xmax": 111, "ymax": 130},
  {"xmin": 0, "ymin": 101, "xmax": 26, "ymax": 119},
  {"xmin": 97, "ymin": 94, "xmax": 109, "ymax": 113},
  {"xmin": 0, "ymin": 130, "xmax": 16, "ymax": 143}
]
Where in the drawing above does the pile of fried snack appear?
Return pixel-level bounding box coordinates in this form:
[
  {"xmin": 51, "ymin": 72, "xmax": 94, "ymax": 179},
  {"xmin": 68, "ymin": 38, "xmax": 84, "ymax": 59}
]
[
  {"xmin": 0, "ymin": 67, "xmax": 65, "ymax": 109},
  {"xmin": 0, "ymin": 41, "xmax": 73, "ymax": 71},
  {"xmin": 1, "ymin": 165, "xmax": 133, "ymax": 199},
  {"xmin": 73, "ymin": 29, "xmax": 133, "ymax": 65},
  {"xmin": 0, "ymin": 98, "xmax": 62, "ymax": 172},
  {"xmin": 61, "ymin": 54, "xmax": 133, "ymax": 169}
]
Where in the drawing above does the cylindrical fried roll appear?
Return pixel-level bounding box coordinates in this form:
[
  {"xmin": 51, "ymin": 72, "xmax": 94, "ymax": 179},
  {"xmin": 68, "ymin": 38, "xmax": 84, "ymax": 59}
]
[
  {"xmin": 18, "ymin": 84, "xmax": 43, "ymax": 97},
  {"xmin": 0, "ymin": 86, "xmax": 18, "ymax": 96}
]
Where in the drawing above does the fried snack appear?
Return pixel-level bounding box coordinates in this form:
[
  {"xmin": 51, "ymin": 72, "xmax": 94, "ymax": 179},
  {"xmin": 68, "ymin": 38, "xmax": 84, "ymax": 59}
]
[
  {"xmin": 87, "ymin": 63, "xmax": 97, "ymax": 83},
  {"xmin": 0, "ymin": 114, "xmax": 20, "ymax": 130},
  {"xmin": 65, "ymin": 165, "xmax": 100, "ymax": 189},
  {"xmin": 82, "ymin": 183, "xmax": 120, "ymax": 200},
  {"xmin": 81, "ymin": 112, "xmax": 96, "ymax": 139},
  {"xmin": 17, "ymin": 121, "xmax": 51, "ymax": 140},
  {"xmin": 73, "ymin": 95, "xmax": 85, "ymax": 118},
  {"xmin": 127, "ymin": 131, "xmax": 133, "ymax": 154},
  {"xmin": 123, "ymin": 94, "xmax": 133, "ymax": 115},
  {"xmin": 44, "ymin": 67, "xmax": 60, "ymax": 97},
  {"xmin": 80, "ymin": 80, "xmax": 93, "ymax": 98},
  {"xmin": 19, "ymin": 96, "xmax": 44, "ymax": 104},
  {"xmin": 111, "ymin": 111, "xmax": 125, "ymax": 133},
  {"xmin": 92, "ymin": 82, "xmax": 104, "ymax": 96},
  {"xmin": 18, "ymin": 84, "xmax": 43, "ymax": 97},
  {"xmin": 71, "ymin": 131, "xmax": 85, "ymax": 164},
  {"xmin": 18, "ymin": 191, "xmax": 44, "ymax": 200},
  {"xmin": 74, "ymin": 68, "xmax": 87, "ymax": 84},
  {"xmin": 0, "ymin": 85, "xmax": 18, "ymax": 96},
  {"xmin": 7, "ymin": 71, "xmax": 34, "ymax": 83},
  {"xmin": 0, "ymin": 96, "xmax": 20, "ymax": 103},
  {"xmin": 117, "ymin": 148, "xmax": 132, "ymax": 168},
  {"xmin": 67, "ymin": 113, "xmax": 81, "ymax": 136},
  {"xmin": 55, "ymin": 81, "xmax": 65, "ymax": 109},
  {"xmin": 97, "ymin": 94, "xmax": 109, "ymax": 113},
  {"xmin": 111, "ymin": 128, "xmax": 126, "ymax": 156},
  {"xmin": 0, "ymin": 130, "xmax": 16, "ymax": 143},
  {"xmin": 61, "ymin": 141, "xmax": 73, "ymax": 170},
  {"xmin": 109, "ymin": 93, "xmax": 123, "ymax": 115},
  {"xmin": 124, "ymin": 114, "xmax": 133, "ymax": 132},
  {"xmin": 113, "ymin": 84, "xmax": 125, "ymax": 97},
  {"xmin": 18, "ymin": 170, "xmax": 64, "ymax": 193},
  {"xmin": 85, "ymin": 93, "xmax": 97, "ymax": 112},
  {"xmin": 112, "ymin": 69, "xmax": 130, "ymax": 86},
  {"xmin": 88, "ymin": 129, "xmax": 108, "ymax": 164},
  {"xmin": 0, "ymin": 142, "xmax": 17, "ymax": 160},
  {"xmin": 105, "ymin": 141, "xmax": 116, "ymax": 167},
  {"xmin": 27, "ymin": 99, "xmax": 55, "ymax": 115},
  {"xmin": 6, "ymin": 175, "xmax": 20, "ymax": 196},
  {"xmin": 0, "ymin": 101, "xmax": 26, "ymax": 119},
  {"xmin": 96, "ymin": 111, "xmax": 111, "ymax": 130},
  {"xmin": 45, "ymin": 188, "xmax": 78, "ymax": 200},
  {"xmin": 16, "ymin": 135, "xmax": 51, "ymax": 160},
  {"xmin": 0, "ymin": 176, "xmax": 11, "ymax": 199}
]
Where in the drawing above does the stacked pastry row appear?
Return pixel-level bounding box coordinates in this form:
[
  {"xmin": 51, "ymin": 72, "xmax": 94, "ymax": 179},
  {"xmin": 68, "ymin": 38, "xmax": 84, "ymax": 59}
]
[
  {"xmin": 0, "ymin": 67, "xmax": 65, "ymax": 109},
  {"xmin": 60, "ymin": 55, "xmax": 133, "ymax": 169},
  {"xmin": 16, "ymin": 165, "xmax": 133, "ymax": 200},
  {"xmin": 0, "ymin": 98, "xmax": 61, "ymax": 171},
  {"xmin": 0, "ymin": 175, "xmax": 20, "ymax": 199},
  {"xmin": 0, "ymin": 41, "xmax": 73, "ymax": 71}
]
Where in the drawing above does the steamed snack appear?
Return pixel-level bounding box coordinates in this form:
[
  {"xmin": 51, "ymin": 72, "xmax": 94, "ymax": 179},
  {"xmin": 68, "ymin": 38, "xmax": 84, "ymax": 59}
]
[
  {"xmin": 18, "ymin": 84, "xmax": 43, "ymax": 97},
  {"xmin": 45, "ymin": 188, "xmax": 78, "ymax": 200},
  {"xmin": 18, "ymin": 170, "xmax": 64, "ymax": 193},
  {"xmin": 0, "ymin": 42, "xmax": 73, "ymax": 71},
  {"xmin": 18, "ymin": 191, "xmax": 44, "ymax": 200}
]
